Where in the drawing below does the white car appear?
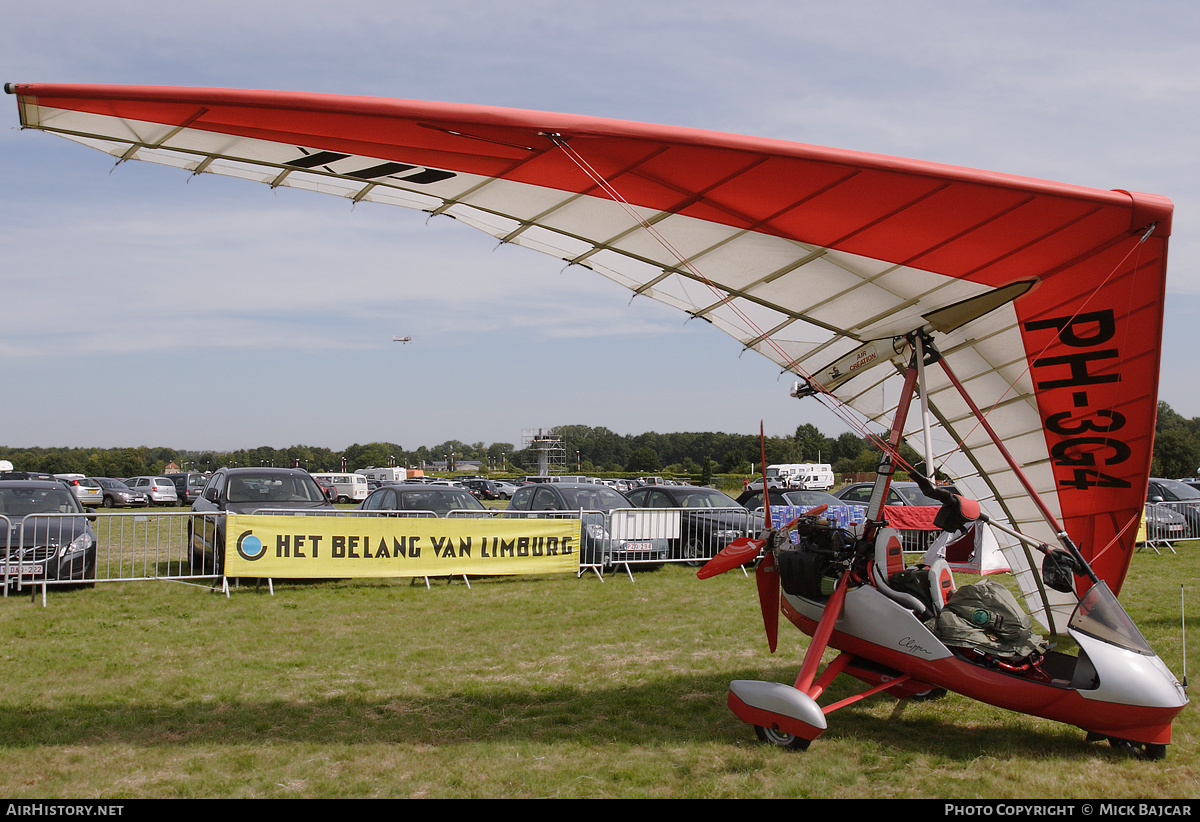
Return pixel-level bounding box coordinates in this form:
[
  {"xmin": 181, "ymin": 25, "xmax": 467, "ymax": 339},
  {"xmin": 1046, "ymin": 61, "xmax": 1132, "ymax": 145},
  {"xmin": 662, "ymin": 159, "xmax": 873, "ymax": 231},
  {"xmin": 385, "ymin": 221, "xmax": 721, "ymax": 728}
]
[
  {"xmin": 124, "ymin": 476, "xmax": 180, "ymax": 506},
  {"xmin": 491, "ymin": 480, "xmax": 521, "ymax": 499}
]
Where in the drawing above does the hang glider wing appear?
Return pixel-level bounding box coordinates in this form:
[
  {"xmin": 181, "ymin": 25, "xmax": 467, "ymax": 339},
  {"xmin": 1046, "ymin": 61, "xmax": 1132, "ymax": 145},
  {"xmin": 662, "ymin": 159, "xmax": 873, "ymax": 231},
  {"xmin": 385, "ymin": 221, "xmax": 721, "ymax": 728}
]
[{"xmin": 6, "ymin": 83, "xmax": 1171, "ymax": 615}]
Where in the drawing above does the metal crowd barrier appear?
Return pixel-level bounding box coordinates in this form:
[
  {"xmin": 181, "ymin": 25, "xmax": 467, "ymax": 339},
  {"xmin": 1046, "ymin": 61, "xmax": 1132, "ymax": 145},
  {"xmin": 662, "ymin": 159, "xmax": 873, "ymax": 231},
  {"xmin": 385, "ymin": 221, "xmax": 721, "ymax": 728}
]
[
  {"xmin": 3, "ymin": 510, "xmax": 207, "ymax": 605},
  {"xmin": 3, "ymin": 504, "xmax": 954, "ymax": 604},
  {"xmin": 491, "ymin": 506, "xmax": 758, "ymax": 578},
  {"xmin": 1141, "ymin": 501, "xmax": 1196, "ymax": 554}
]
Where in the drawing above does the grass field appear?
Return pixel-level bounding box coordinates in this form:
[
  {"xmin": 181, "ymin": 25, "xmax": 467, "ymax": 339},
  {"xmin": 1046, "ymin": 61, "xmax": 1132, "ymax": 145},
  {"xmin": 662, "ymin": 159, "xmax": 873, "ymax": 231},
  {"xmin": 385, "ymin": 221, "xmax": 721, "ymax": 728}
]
[{"xmin": 0, "ymin": 538, "xmax": 1197, "ymax": 799}]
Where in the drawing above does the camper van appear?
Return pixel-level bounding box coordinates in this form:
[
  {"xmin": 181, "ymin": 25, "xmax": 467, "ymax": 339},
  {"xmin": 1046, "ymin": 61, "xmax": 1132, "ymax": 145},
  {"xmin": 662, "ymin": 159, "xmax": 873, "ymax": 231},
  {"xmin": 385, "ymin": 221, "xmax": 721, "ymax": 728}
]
[
  {"xmin": 749, "ymin": 463, "xmax": 835, "ymax": 491},
  {"xmin": 793, "ymin": 463, "xmax": 835, "ymax": 490},
  {"xmin": 312, "ymin": 472, "xmax": 369, "ymax": 503}
]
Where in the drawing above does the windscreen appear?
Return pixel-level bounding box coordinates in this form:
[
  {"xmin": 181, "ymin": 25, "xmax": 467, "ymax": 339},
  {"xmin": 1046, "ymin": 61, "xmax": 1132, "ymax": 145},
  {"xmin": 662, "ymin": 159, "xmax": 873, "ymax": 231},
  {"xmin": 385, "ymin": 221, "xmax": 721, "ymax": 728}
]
[
  {"xmin": 227, "ymin": 474, "xmax": 324, "ymax": 504},
  {"xmin": 1069, "ymin": 581, "xmax": 1155, "ymax": 655},
  {"xmin": 559, "ymin": 486, "xmax": 628, "ymax": 511},
  {"xmin": 1156, "ymin": 478, "xmax": 1200, "ymax": 501},
  {"xmin": 675, "ymin": 488, "xmax": 739, "ymax": 508},
  {"xmin": 894, "ymin": 485, "xmax": 940, "ymax": 506},
  {"xmin": 0, "ymin": 486, "xmax": 81, "ymax": 516},
  {"xmin": 400, "ymin": 489, "xmax": 481, "ymax": 513}
]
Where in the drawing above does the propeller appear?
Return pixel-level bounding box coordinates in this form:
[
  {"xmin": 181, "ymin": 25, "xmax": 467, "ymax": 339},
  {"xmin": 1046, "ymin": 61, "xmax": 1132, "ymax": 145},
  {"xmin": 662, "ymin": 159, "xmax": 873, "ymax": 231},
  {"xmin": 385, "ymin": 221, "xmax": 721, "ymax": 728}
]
[
  {"xmin": 696, "ymin": 423, "xmax": 832, "ymax": 653},
  {"xmin": 753, "ymin": 422, "xmax": 780, "ymax": 651},
  {"xmin": 696, "ymin": 536, "xmax": 764, "ymax": 579},
  {"xmin": 757, "ymin": 546, "xmax": 780, "ymax": 652}
]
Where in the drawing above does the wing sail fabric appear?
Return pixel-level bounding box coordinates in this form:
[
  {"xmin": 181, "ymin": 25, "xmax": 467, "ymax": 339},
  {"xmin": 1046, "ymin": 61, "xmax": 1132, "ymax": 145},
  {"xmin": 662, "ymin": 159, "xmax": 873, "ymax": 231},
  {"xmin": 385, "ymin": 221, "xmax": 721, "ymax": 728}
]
[{"xmin": 6, "ymin": 84, "xmax": 1171, "ymax": 604}]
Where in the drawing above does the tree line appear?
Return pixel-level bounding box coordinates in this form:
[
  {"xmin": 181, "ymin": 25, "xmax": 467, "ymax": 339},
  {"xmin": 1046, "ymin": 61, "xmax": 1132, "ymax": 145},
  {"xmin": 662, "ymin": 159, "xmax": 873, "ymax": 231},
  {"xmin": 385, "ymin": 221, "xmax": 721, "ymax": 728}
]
[
  {"xmin": 3, "ymin": 402, "xmax": 1195, "ymax": 481},
  {"xmin": 1, "ymin": 424, "xmax": 900, "ymax": 480},
  {"xmin": 1150, "ymin": 402, "xmax": 1200, "ymax": 479}
]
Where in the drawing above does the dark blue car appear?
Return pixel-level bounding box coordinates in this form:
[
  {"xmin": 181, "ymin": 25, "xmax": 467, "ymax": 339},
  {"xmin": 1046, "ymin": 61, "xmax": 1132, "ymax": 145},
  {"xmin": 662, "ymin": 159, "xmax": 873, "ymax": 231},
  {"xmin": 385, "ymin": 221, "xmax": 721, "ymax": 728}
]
[{"xmin": 0, "ymin": 480, "xmax": 97, "ymax": 584}]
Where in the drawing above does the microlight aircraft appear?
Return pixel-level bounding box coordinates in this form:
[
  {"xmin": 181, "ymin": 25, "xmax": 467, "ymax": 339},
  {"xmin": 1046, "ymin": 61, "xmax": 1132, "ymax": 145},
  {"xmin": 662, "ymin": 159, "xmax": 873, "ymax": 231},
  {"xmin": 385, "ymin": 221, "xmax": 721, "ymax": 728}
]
[{"xmin": 5, "ymin": 83, "xmax": 1187, "ymax": 756}]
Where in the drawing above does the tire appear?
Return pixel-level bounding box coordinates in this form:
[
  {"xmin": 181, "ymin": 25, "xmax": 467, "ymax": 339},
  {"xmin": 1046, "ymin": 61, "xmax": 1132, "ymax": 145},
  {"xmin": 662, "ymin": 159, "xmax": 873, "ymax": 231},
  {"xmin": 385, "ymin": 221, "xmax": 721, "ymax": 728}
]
[
  {"xmin": 1107, "ymin": 736, "xmax": 1167, "ymax": 760},
  {"xmin": 754, "ymin": 725, "xmax": 810, "ymax": 751},
  {"xmin": 213, "ymin": 528, "xmax": 226, "ymax": 577},
  {"xmin": 102, "ymin": 496, "xmax": 115, "ymax": 509},
  {"xmin": 188, "ymin": 522, "xmax": 224, "ymax": 577},
  {"xmin": 908, "ymin": 687, "xmax": 948, "ymax": 702}
]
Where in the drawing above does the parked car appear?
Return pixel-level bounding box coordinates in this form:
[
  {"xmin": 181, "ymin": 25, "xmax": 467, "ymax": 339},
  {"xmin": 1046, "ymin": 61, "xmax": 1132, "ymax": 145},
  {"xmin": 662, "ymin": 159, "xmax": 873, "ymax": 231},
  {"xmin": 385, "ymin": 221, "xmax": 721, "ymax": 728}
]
[
  {"xmin": 54, "ymin": 474, "xmax": 104, "ymax": 507},
  {"xmin": 313, "ymin": 476, "xmax": 338, "ymax": 501},
  {"xmin": 461, "ymin": 479, "xmax": 503, "ymax": 500},
  {"xmin": 0, "ymin": 471, "xmax": 58, "ymax": 482},
  {"xmin": 490, "ymin": 480, "xmax": 521, "ymax": 500},
  {"xmin": 166, "ymin": 472, "xmax": 209, "ymax": 506},
  {"xmin": 505, "ymin": 482, "xmax": 668, "ymax": 568},
  {"xmin": 189, "ymin": 467, "xmax": 335, "ymax": 575},
  {"xmin": 1143, "ymin": 501, "xmax": 1188, "ymax": 542},
  {"xmin": 735, "ymin": 488, "xmax": 869, "ymax": 536},
  {"xmin": 90, "ymin": 477, "xmax": 149, "ymax": 508},
  {"xmin": 311, "ymin": 473, "xmax": 369, "ymax": 504},
  {"xmin": 833, "ymin": 481, "xmax": 948, "ymax": 552},
  {"xmin": 626, "ymin": 484, "xmax": 752, "ymax": 566},
  {"xmin": 357, "ymin": 484, "xmax": 487, "ymax": 516},
  {"xmin": 124, "ymin": 476, "xmax": 180, "ymax": 507},
  {"xmin": 834, "ymin": 481, "xmax": 942, "ymax": 508},
  {"xmin": 735, "ymin": 488, "xmax": 849, "ymax": 512},
  {"xmin": 1146, "ymin": 478, "xmax": 1200, "ymax": 537},
  {"xmin": 0, "ymin": 480, "xmax": 97, "ymax": 584}
]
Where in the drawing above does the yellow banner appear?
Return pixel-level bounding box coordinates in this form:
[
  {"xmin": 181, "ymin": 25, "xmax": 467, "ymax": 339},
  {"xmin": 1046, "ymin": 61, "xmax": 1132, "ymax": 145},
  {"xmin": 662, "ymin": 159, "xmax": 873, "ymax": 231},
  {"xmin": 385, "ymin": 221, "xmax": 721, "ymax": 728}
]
[{"xmin": 223, "ymin": 514, "xmax": 581, "ymax": 578}]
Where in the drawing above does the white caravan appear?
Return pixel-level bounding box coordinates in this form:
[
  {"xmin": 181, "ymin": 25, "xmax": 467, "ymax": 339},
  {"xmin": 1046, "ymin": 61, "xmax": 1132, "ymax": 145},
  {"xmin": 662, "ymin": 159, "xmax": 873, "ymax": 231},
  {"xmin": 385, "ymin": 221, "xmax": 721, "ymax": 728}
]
[{"xmin": 750, "ymin": 463, "xmax": 835, "ymax": 491}]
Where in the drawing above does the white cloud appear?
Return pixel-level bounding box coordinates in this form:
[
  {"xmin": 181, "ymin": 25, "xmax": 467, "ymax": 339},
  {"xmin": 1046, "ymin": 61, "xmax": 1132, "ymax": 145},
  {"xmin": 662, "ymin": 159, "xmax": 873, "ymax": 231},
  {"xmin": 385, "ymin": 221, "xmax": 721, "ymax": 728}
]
[{"xmin": 2, "ymin": 0, "xmax": 1199, "ymax": 449}]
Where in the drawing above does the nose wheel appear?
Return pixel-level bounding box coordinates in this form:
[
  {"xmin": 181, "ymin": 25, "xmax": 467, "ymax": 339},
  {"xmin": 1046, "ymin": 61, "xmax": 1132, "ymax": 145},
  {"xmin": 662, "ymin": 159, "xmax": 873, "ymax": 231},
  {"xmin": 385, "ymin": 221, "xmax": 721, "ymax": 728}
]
[{"xmin": 754, "ymin": 725, "xmax": 811, "ymax": 750}]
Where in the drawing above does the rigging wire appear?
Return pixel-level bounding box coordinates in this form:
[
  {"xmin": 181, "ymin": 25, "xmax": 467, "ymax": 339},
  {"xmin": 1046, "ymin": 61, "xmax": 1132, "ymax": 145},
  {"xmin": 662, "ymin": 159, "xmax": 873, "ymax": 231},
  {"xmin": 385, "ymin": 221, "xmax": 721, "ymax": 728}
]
[
  {"xmin": 543, "ymin": 132, "xmax": 915, "ymax": 469},
  {"xmin": 921, "ymin": 227, "xmax": 1156, "ymax": 493},
  {"xmin": 546, "ymin": 131, "xmax": 1160, "ymax": 575}
]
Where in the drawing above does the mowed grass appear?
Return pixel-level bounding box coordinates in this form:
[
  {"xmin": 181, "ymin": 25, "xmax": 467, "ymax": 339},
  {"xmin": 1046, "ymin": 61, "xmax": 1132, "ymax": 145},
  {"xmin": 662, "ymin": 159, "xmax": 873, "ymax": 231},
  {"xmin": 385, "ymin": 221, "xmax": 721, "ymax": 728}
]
[{"xmin": 0, "ymin": 542, "xmax": 1197, "ymax": 799}]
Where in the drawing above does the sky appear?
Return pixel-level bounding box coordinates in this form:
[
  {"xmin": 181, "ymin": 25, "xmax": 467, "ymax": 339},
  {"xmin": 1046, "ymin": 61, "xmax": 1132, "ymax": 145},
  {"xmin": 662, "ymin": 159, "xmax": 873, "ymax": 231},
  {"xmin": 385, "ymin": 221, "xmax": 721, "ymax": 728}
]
[{"xmin": 2, "ymin": 1, "xmax": 1198, "ymax": 454}]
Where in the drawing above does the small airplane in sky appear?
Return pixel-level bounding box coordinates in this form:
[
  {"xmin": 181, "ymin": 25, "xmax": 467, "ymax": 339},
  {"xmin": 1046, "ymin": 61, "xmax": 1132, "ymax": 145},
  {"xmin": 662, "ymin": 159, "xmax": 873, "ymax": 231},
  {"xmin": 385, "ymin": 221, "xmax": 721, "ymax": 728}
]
[{"xmin": 392, "ymin": 336, "xmax": 412, "ymax": 343}]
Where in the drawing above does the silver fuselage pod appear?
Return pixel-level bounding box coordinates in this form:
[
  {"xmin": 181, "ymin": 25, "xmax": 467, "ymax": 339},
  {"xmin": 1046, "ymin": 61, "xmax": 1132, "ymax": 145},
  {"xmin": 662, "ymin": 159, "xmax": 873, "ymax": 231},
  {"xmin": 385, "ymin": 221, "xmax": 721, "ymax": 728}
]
[
  {"xmin": 781, "ymin": 581, "xmax": 1188, "ymax": 725},
  {"xmin": 1065, "ymin": 582, "xmax": 1187, "ymax": 713},
  {"xmin": 784, "ymin": 584, "xmax": 953, "ymax": 666}
]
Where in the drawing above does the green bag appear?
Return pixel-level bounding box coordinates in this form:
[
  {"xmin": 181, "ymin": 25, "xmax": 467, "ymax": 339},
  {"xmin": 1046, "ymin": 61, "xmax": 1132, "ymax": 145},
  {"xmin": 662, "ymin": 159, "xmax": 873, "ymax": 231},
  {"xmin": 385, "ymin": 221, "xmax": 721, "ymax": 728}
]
[{"xmin": 934, "ymin": 579, "xmax": 1047, "ymax": 659}]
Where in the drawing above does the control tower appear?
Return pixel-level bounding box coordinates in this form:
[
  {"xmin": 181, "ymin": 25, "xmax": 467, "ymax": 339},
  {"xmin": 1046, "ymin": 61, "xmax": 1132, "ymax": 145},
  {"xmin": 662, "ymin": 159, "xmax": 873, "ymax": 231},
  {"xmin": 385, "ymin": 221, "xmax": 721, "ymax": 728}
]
[{"xmin": 522, "ymin": 428, "xmax": 566, "ymax": 476}]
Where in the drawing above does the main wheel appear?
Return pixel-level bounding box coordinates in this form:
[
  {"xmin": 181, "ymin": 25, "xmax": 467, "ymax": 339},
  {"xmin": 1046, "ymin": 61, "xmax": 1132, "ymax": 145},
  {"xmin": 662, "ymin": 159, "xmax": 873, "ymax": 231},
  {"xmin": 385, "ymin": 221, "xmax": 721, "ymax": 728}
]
[
  {"xmin": 1108, "ymin": 737, "xmax": 1167, "ymax": 760},
  {"xmin": 754, "ymin": 725, "xmax": 810, "ymax": 750}
]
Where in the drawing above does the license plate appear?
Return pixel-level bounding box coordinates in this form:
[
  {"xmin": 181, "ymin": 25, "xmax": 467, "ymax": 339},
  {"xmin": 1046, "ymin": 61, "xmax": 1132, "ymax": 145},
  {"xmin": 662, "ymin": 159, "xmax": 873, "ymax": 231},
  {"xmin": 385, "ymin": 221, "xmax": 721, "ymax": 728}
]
[
  {"xmin": 621, "ymin": 541, "xmax": 654, "ymax": 552},
  {"xmin": 3, "ymin": 564, "xmax": 45, "ymax": 576}
]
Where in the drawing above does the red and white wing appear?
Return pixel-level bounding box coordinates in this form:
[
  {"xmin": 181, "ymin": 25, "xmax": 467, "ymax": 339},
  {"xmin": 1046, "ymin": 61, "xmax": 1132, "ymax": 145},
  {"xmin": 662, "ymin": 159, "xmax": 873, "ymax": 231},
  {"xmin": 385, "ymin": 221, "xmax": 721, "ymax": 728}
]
[{"xmin": 7, "ymin": 83, "xmax": 1171, "ymax": 621}]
